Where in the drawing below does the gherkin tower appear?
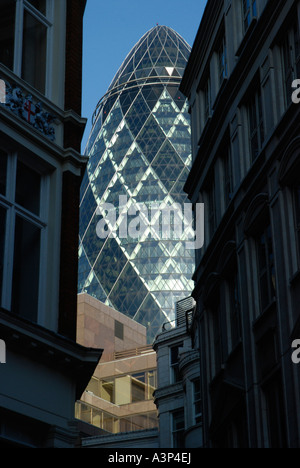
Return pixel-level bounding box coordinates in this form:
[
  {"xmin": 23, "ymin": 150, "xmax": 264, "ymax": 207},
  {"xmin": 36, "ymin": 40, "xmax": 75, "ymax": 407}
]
[{"xmin": 78, "ymin": 25, "xmax": 194, "ymax": 343}]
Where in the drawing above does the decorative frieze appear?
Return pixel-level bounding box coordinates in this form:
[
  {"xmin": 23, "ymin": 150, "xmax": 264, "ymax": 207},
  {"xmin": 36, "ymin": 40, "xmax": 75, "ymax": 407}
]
[{"xmin": 0, "ymin": 77, "xmax": 56, "ymax": 141}]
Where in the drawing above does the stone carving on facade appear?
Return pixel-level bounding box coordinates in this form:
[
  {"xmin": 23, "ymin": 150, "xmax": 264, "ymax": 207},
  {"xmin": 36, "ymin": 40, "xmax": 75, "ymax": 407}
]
[{"xmin": 1, "ymin": 79, "xmax": 56, "ymax": 141}]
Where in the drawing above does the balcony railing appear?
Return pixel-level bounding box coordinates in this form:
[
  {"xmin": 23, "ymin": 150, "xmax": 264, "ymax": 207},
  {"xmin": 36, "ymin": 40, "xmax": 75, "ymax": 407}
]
[
  {"xmin": 113, "ymin": 345, "xmax": 154, "ymax": 360},
  {"xmin": 162, "ymin": 296, "xmax": 195, "ymax": 333}
]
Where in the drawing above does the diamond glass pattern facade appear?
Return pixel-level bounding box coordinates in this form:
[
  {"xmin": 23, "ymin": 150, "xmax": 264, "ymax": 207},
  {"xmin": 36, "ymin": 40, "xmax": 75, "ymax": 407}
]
[{"xmin": 79, "ymin": 25, "xmax": 194, "ymax": 343}]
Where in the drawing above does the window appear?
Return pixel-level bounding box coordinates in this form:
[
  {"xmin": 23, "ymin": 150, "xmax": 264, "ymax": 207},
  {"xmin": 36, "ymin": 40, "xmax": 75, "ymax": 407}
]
[
  {"xmin": 231, "ymin": 127, "xmax": 241, "ymax": 190},
  {"xmin": 212, "ymin": 302, "xmax": 222, "ymax": 372},
  {"xmin": 242, "ymin": 0, "xmax": 257, "ymax": 33},
  {"xmin": 192, "ymin": 379, "xmax": 202, "ymax": 425},
  {"xmin": 248, "ymin": 88, "xmax": 264, "ymax": 162},
  {"xmin": 0, "ymin": 0, "xmax": 51, "ymax": 94},
  {"xmin": 172, "ymin": 410, "xmax": 185, "ymax": 448},
  {"xmin": 0, "ymin": 151, "xmax": 45, "ymax": 322},
  {"xmin": 294, "ymin": 186, "xmax": 300, "ymax": 262},
  {"xmin": 256, "ymin": 224, "xmax": 276, "ymax": 312},
  {"xmin": 170, "ymin": 343, "xmax": 183, "ymax": 383},
  {"xmin": 131, "ymin": 373, "xmax": 146, "ymax": 402},
  {"xmin": 224, "ymin": 146, "xmax": 233, "ymax": 207},
  {"xmin": 147, "ymin": 370, "xmax": 157, "ymax": 399},
  {"xmin": 281, "ymin": 21, "xmax": 300, "ymax": 107},
  {"xmin": 0, "ymin": 0, "xmax": 16, "ymax": 71},
  {"xmin": 0, "ymin": 151, "xmax": 7, "ymax": 196},
  {"xmin": 22, "ymin": 7, "xmax": 47, "ymax": 93},
  {"xmin": 114, "ymin": 319, "xmax": 124, "ymax": 340},
  {"xmin": 208, "ymin": 180, "xmax": 216, "ymax": 239},
  {"xmin": 203, "ymin": 77, "xmax": 212, "ymax": 124},
  {"xmin": 88, "ymin": 370, "xmax": 157, "ymax": 405},
  {"xmin": 218, "ymin": 38, "xmax": 228, "ymax": 87},
  {"xmin": 229, "ymin": 270, "xmax": 242, "ymax": 348},
  {"xmin": 0, "ymin": 208, "xmax": 6, "ymax": 304}
]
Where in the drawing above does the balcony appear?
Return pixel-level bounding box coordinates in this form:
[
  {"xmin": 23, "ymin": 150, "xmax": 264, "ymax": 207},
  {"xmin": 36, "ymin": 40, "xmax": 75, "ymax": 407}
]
[{"xmin": 162, "ymin": 296, "xmax": 195, "ymax": 333}]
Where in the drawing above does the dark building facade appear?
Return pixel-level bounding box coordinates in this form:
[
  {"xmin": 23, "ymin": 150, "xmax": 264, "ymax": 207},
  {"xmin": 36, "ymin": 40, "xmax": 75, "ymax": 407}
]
[
  {"xmin": 181, "ymin": 0, "xmax": 300, "ymax": 448},
  {"xmin": 0, "ymin": 0, "xmax": 102, "ymax": 447}
]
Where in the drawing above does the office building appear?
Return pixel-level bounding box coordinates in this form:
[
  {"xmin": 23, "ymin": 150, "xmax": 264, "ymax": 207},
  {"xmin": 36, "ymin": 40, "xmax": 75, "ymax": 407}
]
[
  {"xmin": 180, "ymin": 0, "xmax": 300, "ymax": 448},
  {"xmin": 78, "ymin": 25, "xmax": 195, "ymax": 343},
  {"xmin": 76, "ymin": 293, "xmax": 158, "ymax": 443},
  {"xmin": 0, "ymin": 0, "xmax": 101, "ymax": 447},
  {"xmin": 153, "ymin": 297, "xmax": 202, "ymax": 449}
]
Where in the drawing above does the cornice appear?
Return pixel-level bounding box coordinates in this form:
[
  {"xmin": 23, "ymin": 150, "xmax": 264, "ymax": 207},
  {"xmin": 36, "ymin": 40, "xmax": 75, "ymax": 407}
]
[
  {"xmin": 178, "ymin": 350, "xmax": 200, "ymax": 374},
  {"xmin": 153, "ymin": 382, "xmax": 183, "ymax": 402},
  {"xmin": 82, "ymin": 428, "xmax": 159, "ymax": 447},
  {"xmin": 0, "ymin": 106, "xmax": 88, "ymax": 172},
  {"xmin": 0, "ymin": 308, "xmax": 102, "ymax": 399}
]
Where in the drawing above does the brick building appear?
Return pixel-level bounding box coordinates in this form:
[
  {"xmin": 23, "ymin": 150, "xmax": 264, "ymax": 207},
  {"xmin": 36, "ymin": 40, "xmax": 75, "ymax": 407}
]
[{"xmin": 0, "ymin": 0, "xmax": 102, "ymax": 447}]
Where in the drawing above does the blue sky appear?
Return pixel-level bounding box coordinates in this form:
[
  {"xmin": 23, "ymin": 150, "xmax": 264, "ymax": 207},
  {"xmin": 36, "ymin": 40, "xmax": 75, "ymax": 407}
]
[{"xmin": 81, "ymin": 0, "xmax": 207, "ymax": 151}]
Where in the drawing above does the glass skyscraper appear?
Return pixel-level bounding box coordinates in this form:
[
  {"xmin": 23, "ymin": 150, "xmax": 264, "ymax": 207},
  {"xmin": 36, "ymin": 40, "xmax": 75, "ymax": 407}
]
[{"xmin": 78, "ymin": 25, "xmax": 194, "ymax": 343}]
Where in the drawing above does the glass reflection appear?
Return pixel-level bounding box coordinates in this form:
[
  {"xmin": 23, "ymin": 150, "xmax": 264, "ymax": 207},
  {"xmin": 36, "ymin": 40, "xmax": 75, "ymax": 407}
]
[{"xmin": 79, "ymin": 26, "xmax": 194, "ymax": 343}]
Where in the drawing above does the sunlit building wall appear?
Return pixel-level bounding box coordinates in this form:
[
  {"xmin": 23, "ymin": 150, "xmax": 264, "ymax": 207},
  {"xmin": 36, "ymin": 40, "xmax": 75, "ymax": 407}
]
[{"xmin": 76, "ymin": 293, "xmax": 158, "ymax": 435}]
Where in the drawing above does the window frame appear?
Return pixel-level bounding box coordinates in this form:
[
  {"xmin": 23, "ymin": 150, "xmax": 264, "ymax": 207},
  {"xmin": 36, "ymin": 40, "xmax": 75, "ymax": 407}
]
[
  {"xmin": 248, "ymin": 86, "xmax": 264, "ymax": 163},
  {"xmin": 1, "ymin": 0, "xmax": 53, "ymax": 95},
  {"xmin": 192, "ymin": 379, "xmax": 202, "ymax": 426},
  {"xmin": 242, "ymin": 0, "xmax": 257, "ymax": 34},
  {"xmin": 228, "ymin": 269, "xmax": 242, "ymax": 349},
  {"xmin": 207, "ymin": 176, "xmax": 217, "ymax": 240},
  {"xmin": 170, "ymin": 342, "xmax": 183, "ymax": 384},
  {"xmin": 212, "ymin": 301, "xmax": 222, "ymax": 373},
  {"xmin": 256, "ymin": 223, "xmax": 276, "ymax": 313},
  {"xmin": 171, "ymin": 409, "xmax": 185, "ymax": 449},
  {"xmin": 114, "ymin": 319, "xmax": 124, "ymax": 340},
  {"xmin": 0, "ymin": 150, "xmax": 48, "ymax": 323},
  {"xmin": 218, "ymin": 37, "xmax": 228, "ymax": 88},
  {"xmin": 203, "ymin": 76, "xmax": 212, "ymax": 125},
  {"xmin": 223, "ymin": 145, "xmax": 233, "ymax": 208}
]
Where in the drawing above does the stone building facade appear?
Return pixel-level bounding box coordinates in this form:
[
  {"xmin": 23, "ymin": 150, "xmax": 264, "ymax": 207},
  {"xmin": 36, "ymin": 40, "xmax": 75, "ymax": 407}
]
[
  {"xmin": 180, "ymin": 0, "xmax": 300, "ymax": 448},
  {"xmin": 0, "ymin": 0, "xmax": 101, "ymax": 447},
  {"xmin": 153, "ymin": 297, "xmax": 202, "ymax": 449}
]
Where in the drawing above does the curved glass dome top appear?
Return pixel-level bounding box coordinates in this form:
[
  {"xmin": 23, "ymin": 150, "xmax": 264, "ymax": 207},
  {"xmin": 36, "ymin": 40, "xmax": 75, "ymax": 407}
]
[
  {"xmin": 109, "ymin": 25, "xmax": 190, "ymax": 87},
  {"xmin": 79, "ymin": 26, "xmax": 194, "ymax": 343},
  {"xmin": 92, "ymin": 25, "xmax": 191, "ymax": 128}
]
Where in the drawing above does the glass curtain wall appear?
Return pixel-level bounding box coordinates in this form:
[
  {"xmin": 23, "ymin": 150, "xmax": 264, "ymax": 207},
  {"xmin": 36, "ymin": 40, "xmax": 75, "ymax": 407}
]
[{"xmin": 79, "ymin": 26, "xmax": 194, "ymax": 343}]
